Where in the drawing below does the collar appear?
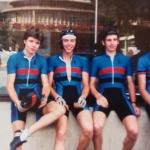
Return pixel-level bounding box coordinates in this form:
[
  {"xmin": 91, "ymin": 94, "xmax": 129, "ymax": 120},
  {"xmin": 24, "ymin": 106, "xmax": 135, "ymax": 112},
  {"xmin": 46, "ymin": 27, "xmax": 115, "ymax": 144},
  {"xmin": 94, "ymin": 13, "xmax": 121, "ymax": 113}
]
[
  {"xmin": 58, "ymin": 53, "xmax": 74, "ymax": 62},
  {"xmin": 22, "ymin": 50, "xmax": 37, "ymax": 61}
]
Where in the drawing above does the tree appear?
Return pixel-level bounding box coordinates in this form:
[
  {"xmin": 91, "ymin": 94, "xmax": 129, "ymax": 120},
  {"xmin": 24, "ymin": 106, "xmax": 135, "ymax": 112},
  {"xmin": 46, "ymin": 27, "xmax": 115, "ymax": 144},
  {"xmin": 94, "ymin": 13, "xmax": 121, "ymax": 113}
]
[
  {"xmin": 97, "ymin": 0, "xmax": 137, "ymax": 36},
  {"xmin": 0, "ymin": 18, "xmax": 16, "ymax": 51}
]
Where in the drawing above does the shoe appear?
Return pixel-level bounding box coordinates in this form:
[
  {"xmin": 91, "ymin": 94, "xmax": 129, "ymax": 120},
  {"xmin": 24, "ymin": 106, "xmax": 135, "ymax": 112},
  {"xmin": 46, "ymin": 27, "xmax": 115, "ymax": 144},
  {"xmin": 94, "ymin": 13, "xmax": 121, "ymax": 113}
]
[{"xmin": 10, "ymin": 130, "xmax": 26, "ymax": 150}]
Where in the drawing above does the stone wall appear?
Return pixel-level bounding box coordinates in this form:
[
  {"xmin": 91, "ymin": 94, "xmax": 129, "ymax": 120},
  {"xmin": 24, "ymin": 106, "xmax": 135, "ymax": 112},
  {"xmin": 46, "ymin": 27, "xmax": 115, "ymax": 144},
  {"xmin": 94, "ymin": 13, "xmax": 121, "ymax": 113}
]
[{"xmin": 1, "ymin": 102, "xmax": 150, "ymax": 150}]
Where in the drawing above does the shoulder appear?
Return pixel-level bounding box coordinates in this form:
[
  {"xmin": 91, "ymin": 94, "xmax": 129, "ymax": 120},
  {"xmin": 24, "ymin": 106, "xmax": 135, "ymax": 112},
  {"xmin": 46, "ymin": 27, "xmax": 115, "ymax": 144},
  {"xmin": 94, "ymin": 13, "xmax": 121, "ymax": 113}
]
[
  {"xmin": 137, "ymin": 52, "xmax": 150, "ymax": 68},
  {"xmin": 36, "ymin": 53, "xmax": 46, "ymax": 60},
  {"xmin": 117, "ymin": 53, "xmax": 128, "ymax": 58},
  {"xmin": 74, "ymin": 54, "xmax": 88, "ymax": 62},
  {"xmin": 91, "ymin": 54, "xmax": 104, "ymax": 62},
  {"xmin": 139, "ymin": 52, "xmax": 150, "ymax": 61},
  {"xmin": 8, "ymin": 51, "xmax": 23, "ymax": 62},
  {"xmin": 116, "ymin": 53, "xmax": 131, "ymax": 61},
  {"xmin": 47, "ymin": 55, "xmax": 58, "ymax": 62}
]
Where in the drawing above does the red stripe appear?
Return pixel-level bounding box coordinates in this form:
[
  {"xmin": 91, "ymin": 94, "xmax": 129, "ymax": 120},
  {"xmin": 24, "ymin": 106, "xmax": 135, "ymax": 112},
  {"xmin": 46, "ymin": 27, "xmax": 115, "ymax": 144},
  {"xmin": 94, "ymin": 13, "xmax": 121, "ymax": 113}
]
[
  {"xmin": 17, "ymin": 69, "xmax": 39, "ymax": 75},
  {"xmin": 147, "ymin": 71, "xmax": 150, "ymax": 74},
  {"xmin": 54, "ymin": 67, "xmax": 66, "ymax": 74},
  {"xmin": 72, "ymin": 68, "xmax": 82, "ymax": 74},
  {"xmin": 54, "ymin": 67, "xmax": 82, "ymax": 74},
  {"xmin": 98, "ymin": 67, "xmax": 125, "ymax": 75},
  {"xmin": 138, "ymin": 72, "xmax": 146, "ymax": 74}
]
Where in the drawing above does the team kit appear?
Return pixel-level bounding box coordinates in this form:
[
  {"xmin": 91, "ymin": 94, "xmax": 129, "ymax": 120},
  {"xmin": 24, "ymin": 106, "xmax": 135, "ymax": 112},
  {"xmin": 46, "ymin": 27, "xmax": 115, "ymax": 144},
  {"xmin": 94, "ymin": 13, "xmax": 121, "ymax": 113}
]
[{"xmin": 6, "ymin": 26, "xmax": 149, "ymax": 150}]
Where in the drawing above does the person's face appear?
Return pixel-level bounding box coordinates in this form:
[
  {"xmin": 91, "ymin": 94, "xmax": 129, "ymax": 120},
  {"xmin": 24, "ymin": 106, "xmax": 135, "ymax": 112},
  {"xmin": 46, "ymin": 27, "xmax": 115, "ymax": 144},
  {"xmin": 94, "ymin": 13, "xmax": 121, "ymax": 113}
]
[
  {"xmin": 62, "ymin": 38, "xmax": 76, "ymax": 54},
  {"xmin": 24, "ymin": 37, "xmax": 40, "ymax": 55},
  {"xmin": 102, "ymin": 34, "xmax": 119, "ymax": 53}
]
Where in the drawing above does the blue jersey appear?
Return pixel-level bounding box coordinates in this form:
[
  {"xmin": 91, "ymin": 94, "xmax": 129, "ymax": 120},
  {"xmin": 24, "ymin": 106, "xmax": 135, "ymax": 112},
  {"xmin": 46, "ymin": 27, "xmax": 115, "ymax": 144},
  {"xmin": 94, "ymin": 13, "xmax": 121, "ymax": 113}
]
[
  {"xmin": 7, "ymin": 51, "xmax": 47, "ymax": 98},
  {"xmin": 137, "ymin": 52, "xmax": 150, "ymax": 93},
  {"xmin": 90, "ymin": 53, "xmax": 133, "ymax": 94},
  {"xmin": 47, "ymin": 53, "xmax": 88, "ymax": 101}
]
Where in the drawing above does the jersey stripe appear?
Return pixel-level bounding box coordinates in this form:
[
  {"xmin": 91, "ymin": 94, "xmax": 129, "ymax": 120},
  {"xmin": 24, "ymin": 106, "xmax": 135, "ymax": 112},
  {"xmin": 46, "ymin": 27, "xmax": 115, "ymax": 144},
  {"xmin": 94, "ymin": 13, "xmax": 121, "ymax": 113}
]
[
  {"xmin": 99, "ymin": 77, "xmax": 125, "ymax": 84},
  {"xmin": 147, "ymin": 71, "xmax": 150, "ymax": 74},
  {"xmin": 15, "ymin": 79, "xmax": 40, "ymax": 84},
  {"xmin": 54, "ymin": 76, "xmax": 81, "ymax": 82},
  {"xmin": 54, "ymin": 67, "xmax": 66, "ymax": 74},
  {"xmin": 17, "ymin": 69, "xmax": 40, "ymax": 75},
  {"xmin": 72, "ymin": 68, "xmax": 82, "ymax": 74},
  {"xmin": 54, "ymin": 67, "xmax": 82, "ymax": 74},
  {"xmin": 98, "ymin": 67, "xmax": 125, "ymax": 75}
]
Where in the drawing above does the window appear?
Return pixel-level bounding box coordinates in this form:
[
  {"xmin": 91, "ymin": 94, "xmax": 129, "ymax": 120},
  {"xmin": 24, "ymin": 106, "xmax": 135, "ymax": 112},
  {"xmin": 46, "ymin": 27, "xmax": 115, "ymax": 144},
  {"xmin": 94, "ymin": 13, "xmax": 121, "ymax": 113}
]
[{"xmin": 0, "ymin": 0, "xmax": 150, "ymax": 99}]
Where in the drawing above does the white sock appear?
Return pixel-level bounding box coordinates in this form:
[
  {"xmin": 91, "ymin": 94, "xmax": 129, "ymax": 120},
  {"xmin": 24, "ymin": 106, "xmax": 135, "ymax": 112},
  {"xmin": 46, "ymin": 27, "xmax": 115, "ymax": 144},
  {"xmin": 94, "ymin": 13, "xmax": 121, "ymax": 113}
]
[{"xmin": 20, "ymin": 128, "xmax": 31, "ymax": 141}]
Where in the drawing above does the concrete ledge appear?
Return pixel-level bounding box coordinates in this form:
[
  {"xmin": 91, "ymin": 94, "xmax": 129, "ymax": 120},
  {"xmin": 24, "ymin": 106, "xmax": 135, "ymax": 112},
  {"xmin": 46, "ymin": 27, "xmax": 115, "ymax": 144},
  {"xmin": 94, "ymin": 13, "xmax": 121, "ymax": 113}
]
[{"xmin": 1, "ymin": 102, "xmax": 150, "ymax": 150}]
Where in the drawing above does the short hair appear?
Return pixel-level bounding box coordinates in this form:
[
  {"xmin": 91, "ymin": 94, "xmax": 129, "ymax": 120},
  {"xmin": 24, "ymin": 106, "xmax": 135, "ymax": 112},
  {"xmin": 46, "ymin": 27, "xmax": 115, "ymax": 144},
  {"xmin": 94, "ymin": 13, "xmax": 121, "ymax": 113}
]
[
  {"xmin": 101, "ymin": 27, "xmax": 119, "ymax": 41},
  {"xmin": 23, "ymin": 26, "xmax": 44, "ymax": 44}
]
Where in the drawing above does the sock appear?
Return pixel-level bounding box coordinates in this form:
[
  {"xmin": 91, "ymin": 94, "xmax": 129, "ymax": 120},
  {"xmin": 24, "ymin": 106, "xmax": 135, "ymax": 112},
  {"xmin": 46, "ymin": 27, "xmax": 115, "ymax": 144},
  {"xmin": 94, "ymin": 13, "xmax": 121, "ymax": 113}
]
[{"xmin": 20, "ymin": 128, "xmax": 31, "ymax": 141}]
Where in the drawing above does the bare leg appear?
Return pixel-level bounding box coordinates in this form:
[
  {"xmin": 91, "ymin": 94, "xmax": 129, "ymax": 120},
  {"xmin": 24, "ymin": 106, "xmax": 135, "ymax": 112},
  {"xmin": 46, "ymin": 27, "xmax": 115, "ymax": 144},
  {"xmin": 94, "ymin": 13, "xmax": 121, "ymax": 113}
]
[
  {"xmin": 76, "ymin": 110, "xmax": 93, "ymax": 150},
  {"xmin": 93, "ymin": 111, "xmax": 106, "ymax": 150},
  {"xmin": 28, "ymin": 101, "xmax": 66, "ymax": 134},
  {"xmin": 54, "ymin": 115, "xmax": 68, "ymax": 150},
  {"xmin": 122, "ymin": 115, "xmax": 139, "ymax": 150}
]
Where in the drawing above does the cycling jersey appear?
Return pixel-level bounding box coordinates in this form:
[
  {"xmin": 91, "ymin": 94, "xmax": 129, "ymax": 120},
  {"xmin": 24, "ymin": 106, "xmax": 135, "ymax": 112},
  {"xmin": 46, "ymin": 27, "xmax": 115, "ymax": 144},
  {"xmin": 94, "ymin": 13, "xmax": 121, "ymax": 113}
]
[
  {"xmin": 7, "ymin": 51, "xmax": 47, "ymax": 98},
  {"xmin": 137, "ymin": 52, "xmax": 150, "ymax": 93},
  {"xmin": 137, "ymin": 52, "xmax": 150, "ymax": 119},
  {"xmin": 47, "ymin": 53, "xmax": 89, "ymax": 117},
  {"xmin": 7, "ymin": 51, "xmax": 47, "ymax": 122},
  {"xmin": 90, "ymin": 53, "xmax": 132, "ymax": 93},
  {"xmin": 90, "ymin": 53, "xmax": 135, "ymax": 120}
]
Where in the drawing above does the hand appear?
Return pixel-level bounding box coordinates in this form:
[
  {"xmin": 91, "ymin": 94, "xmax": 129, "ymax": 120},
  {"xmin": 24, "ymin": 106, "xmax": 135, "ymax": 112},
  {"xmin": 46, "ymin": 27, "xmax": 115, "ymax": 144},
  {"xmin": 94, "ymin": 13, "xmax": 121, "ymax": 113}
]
[
  {"xmin": 96, "ymin": 94, "xmax": 109, "ymax": 108},
  {"xmin": 38, "ymin": 96, "xmax": 48, "ymax": 109},
  {"xmin": 132, "ymin": 103, "xmax": 141, "ymax": 117},
  {"xmin": 15, "ymin": 100, "xmax": 28, "ymax": 112},
  {"xmin": 74, "ymin": 96, "xmax": 86, "ymax": 108},
  {"xmin": 55, "ymin": 96, "xmax": 69, "ymax": 110}
]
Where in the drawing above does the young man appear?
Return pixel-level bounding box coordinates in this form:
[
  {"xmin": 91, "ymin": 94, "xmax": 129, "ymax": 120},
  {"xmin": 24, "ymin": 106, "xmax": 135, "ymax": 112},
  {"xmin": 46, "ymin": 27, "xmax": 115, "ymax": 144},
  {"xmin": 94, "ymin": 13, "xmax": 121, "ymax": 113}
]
[
  {"xmin": 47, "ymin": 30, "xmax": 93, "ymax": 150},
  {"xmin": 7, "ymin": 26, "xmax": 66, "ymax": 150},
  {"xmin": 137, "ymin": 52, "xmax": 150, "ymax": 119},
  {"xmin": 90, "ymin": 28, "xmax": 140, "ymax": 150}
]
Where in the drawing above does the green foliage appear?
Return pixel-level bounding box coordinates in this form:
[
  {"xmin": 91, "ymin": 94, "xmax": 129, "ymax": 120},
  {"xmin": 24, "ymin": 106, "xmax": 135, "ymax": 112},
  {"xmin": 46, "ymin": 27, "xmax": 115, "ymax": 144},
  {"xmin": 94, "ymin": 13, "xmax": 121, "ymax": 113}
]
[
  {"xmin": 0, "ymin": 18, "xmax": 16, "ymax": 50},
  {"xmin": 98, "ymin": 0, "xmax": 137, "ymax": 35}
]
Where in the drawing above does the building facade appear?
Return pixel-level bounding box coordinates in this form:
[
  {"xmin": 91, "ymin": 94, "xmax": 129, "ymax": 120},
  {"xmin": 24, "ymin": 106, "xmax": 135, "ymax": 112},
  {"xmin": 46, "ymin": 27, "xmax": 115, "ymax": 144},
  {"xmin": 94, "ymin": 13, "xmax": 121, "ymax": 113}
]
[{"xmin": 0, "ymin": 0, "xmax": 103, "ymax": 55}]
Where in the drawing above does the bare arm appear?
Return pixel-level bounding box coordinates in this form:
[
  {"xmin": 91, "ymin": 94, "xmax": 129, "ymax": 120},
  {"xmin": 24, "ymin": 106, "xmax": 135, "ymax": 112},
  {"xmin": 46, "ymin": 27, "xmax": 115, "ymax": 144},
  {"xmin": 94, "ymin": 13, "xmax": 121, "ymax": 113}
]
[
  {"xmin": 138, "ymin": 74, "xmax": 150, "ymax": 105},
  {"xmin": 81, "ymin": 72, "xmax": 89, "ymax": 98},
  {"xmin": 127, "ymin": 76, "xmax": 140, "ymax": 116},
  {"xmin": 48, "ymin": 72, "xmax": 59, "ymax": 99},
  {"xmin": 90, "ymin": 77, "xmax": 108, "ymax": 108},
  {"xmin": 41, "ymin": 74, "xmax": 50, "ymax": 98},
  {"xmin": 6, "ymin": 74, "xmax": 19, "ymax": 103},
  {"xmin": 48, "ymin": 72, "xmax": 68, "ymax": 109},
  {"xmin": 38, "ymin": 74, "xmax": 50, "ymax": 108},
  {"xmin": 74, "ymin": 72, "xmax": 89, "ymax": 108}
]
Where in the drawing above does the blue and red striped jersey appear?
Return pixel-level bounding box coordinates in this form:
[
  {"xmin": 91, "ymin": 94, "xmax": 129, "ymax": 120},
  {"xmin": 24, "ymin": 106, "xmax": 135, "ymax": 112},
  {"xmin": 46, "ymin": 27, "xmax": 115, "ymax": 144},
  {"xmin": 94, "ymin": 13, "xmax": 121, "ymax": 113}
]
[
  {"xmin": 7, "ymin": 51, "xmax": 47, "ymax": 98},
  {"xmin": 90, "ymin": 53, "xmax": 133, "ymax": 93},
  {"xmin": 47, "ymin": 53, "xmax": 89, "ymax": 96},
  {"xmin": 137, "ymin": 52, "xmax": 150, "ymax": 93}
]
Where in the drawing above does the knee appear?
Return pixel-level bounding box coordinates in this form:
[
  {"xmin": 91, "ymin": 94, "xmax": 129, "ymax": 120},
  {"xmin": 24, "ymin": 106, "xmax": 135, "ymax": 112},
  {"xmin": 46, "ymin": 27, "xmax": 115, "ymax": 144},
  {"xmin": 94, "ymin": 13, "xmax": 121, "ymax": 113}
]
[
  {"xmin": 57, "ymin": 105, "xmax": 66, "ymax": 115},
  {"xmin": 56, "ymin": 131, "xmax": 67, "ymax": 142},
  {"xmin": 82, "ymin": 126, "xmax": 93, "ymax": 139},
  {"xmin": 127, "ymin": 127, "xmax": 139, "ymax": 141},
  {"xmin": 93, "ymin": 123, "xmax": 103, "ymax": 136}
]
